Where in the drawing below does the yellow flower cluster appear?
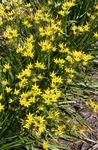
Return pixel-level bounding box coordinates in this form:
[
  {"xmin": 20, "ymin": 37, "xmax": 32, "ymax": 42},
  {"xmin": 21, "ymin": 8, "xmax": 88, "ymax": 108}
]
[
  {"xmin": 42, "ymin": 88, "xmax": 61, "ymax": 105},
  {"xmin": 39, "ymin": 39, "xmax": 54, "ymax": 52},
  {"xmin": 24, "ymin": 113, "xmax": 46, "ymax": 137},
  {"xmin": 16, "ymin": 35, "xmax": 34, "ymax": 57},
  {"xmin": 58, "ymin": 0, "xmax": 76, "ymax": 16},
  {"xmin": 19, "ymin": 84, "xmax": 41, "ymax": 107},
  {"xmin": 35, "ymin": 61, "xmax": 46, "ymax": 69},
  {"xmin": 58, "ymin": 43, "xmax": 70, "ymax": 53},
  {"xmin": 50, "ymin": 72, "xmax": 63, "ymax": 87},
  {"xmin": 39, "ymin": 20, "xmax": 61, "ymax": 37},
  {"xmin": 66, "ymin": 50, "xmax": 93, "ymax": 65},
  {"xmin": 0, "ymin": 0, "xmax": 95, "ymax": 149},
  {"xmin": 72, "ymin": 23, "xmax": 90, "ymax": 35},
  {"xmin": 86, "ymin": 99, "xmax": 98, "ymax": 113},
  {"xmin": 65, "ymin": 67, "xmax": 75, "ymax": 84},
  {"xmin": 3, "ymin": 26, "xmax": 18, "ymax": 39}
]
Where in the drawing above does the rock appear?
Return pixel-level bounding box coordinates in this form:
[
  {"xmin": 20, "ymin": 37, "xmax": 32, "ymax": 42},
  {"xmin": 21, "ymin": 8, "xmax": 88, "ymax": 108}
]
[
  {"xmin": 89, "ymin": 144, "xmax": 98, "ymax": 150},
  {"xmin": 71, "ymin": 142, "xmax": 84, "ymax": 150}
]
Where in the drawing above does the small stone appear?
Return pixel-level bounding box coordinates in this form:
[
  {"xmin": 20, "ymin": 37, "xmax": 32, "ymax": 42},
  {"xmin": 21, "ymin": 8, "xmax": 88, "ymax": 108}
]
[{"xmin": 89, "ymin": 144, "xmax": 98, "ymax": 150}]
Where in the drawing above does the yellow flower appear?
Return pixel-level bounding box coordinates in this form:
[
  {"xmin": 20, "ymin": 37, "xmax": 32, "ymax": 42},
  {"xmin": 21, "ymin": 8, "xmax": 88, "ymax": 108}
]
[
  {"xmin": 34, "ymin": 116, "xmax": 45, "ymax": 127},
  {"xmin": 0, "ymin": 4, "xmax": 5, "ymax": 17},
  {"xmin": 3, "ymin": 63, "xmax": 11, "ymax": 72},
  {"xmin": 26, "ymin": 3, "xmax": 31, "ymax": 8},
  {"xmin": 65, "ymin": 67, "xmax": 75, "ymax": 73},
  {"xmin": 66, "ymin": 55, "xmax": 73, "ymax": 63},
  {"xmin": 27, "ymin": 113, "xmax": 33, "ymax": 122},
  {"xmin": 95, "ymin": 4, "xmax": 98, "ymax": 10},
  {"xmin": 28, "ymin": 97, "xmax": 36, "ymax": 103},
  {"xmin": 32, "ymin": 116, "xmax": 46, "ymax": 136},
  {"xmin": 17, "ymin": 65, "xmax": 32, "ymax": 80},
  {"xmin": 19, "ymin": 78, "xmax": 28, "ymax": 88},
  {"xmin": 23, "ymin": 49, "xmax": 34, "ymax": 57},
  {"xmin": 93, "ymin": 104, "xmax": 98, "ymax": 112},
  {"xmin": 51, "ymin": 75, "xmax": 63, "ymax": 87},
  {"xmin": 58, "ymin": 10, "xmax": 65, "ymax": 16},
  {"xmin": 32, "ymin": 84, "xmax": 42, "ymax": 96},
  {"xmin": 19, "ymin": 98, "xmax": 31, "ymax": 108},
  {"xmin": 35, "ymin": 61, "xmax": 46, "ymax": 69},
  {"xmin": 50, "ymin": 71, "xmax": 56, "ymax": 78},
  {"xmin": 78, "ymin": 26, "xmax": 84, "ymax": 32},
  {"xmin": 1, "ymin": 80, "xmax": 8, "ymax": 86},
  {"xmin": 39, "ymin": 27, "xmax": 45, "ymax": 36},
  {"xmin": 62, "ymin": 1, "xmax": 76, "ymax": 9},
  {"xmin": 39, "ymin": 40, "xmax": 52, "ymax": 52},
  {"xmin": 16, "ymin": 35, "xmax": 34, "ymax": 57},
  {"xmin": 42, "ymin": 141, "xmax": 49, "ymax": 150},
  {"xmin": 0, "ymin": 103, "xmax": 4, "ymax": 112},
  {"xmin": 82, "ymin": 54, "xmax": 93, "ymax": 63},
  {"xmin": 69, "ymin": 74, "xmax": 74, "ymax": 79},
  {"xmin": 54, "ymin": 58, "xmax": 65, "ymax": 67},
  {"xmin": 77, "ymin": 24, "xmax": 90, "ymax": 33},
  {"xmin": 55, "ymin": 2, "xmax": 61, "ymax": 7},
  {"xmin": 79, "ymin": 128, "xmax": 85, "ymax": 134},
  {"xmin": 5, "ymin": 5, "xmax": 10, "ymax": 10},
  {"xmin": 72, "ymin": 51, "xmax": 83, "ymax": 62},
  {"xmin": 67, "ymin": 78, "xmax": 72, "ymax": 84},
  {"xmin": 3, "ymin": 26, "xmax": 18, "ymax": 39},
  {"xmin": 83, "ymin": 23, "xmax": 90, "ymax": 31},
  {"xmin": 59, "ymin": 47, "xmax": 70, "ymax": 53},
  {"xmin": 36, "ymin": 124, "xmax": 46, "ymax": 137},
  {"xmin": 21, "ymin": 68, "xmax": 32, "ymax": 78},
  {"xmin": 16, "ymin": 46, "xmax": 24, "ymax": 53},
  {"xmin": 32, "ymin": 77, "xmax": 38, "ymax": 83},
  {"xmin": 23, "ymin": 20, "xmax": 32, "ymax": 28},
  {"xmin": 9, "ymin": 98, "xmax": 13, "ymax": 103},
  {"xmin": 37, "ymin": 105, "xmax": 44, "ymax": 111},
  {"xmin": 71, "ymin": 125, "xmax": 77, "ymax": 134},
  {"xmin": 94, "ymin": 32, "xmax": 98, "ymax": 38},
  {"xmin": 48, "ymin": 0, "xmax": 53, "ymax": 5},
  {"xmin": 90, "ymin": 101, "xmax": 95, "ymax": 107},
  {"xmin": 47, "ymin": 110, "xmax": 60, "ymax": 119},
  {"xmin": 5, "ymin": 86, "xmax": 12, "ymax": 93},
  {"xmin": 72, "ymin": 25, "xmax": 78, "ymax": 35},
  {"xmin": 90, "ymin": 15, "xmax": 96, "ymax": 20},
  {"xmin": 14, "ymin": 89, "xmax": 20, "ymax": 95},
  {"xmin": 59, "ymin": 43, "xmax": 64, "ymax": 49},
  {"xmin": 24, "ymin": 113, "xmax": 33, "ymax": 129},
  {"xmin": 27, "ymin": 63, "xmax": 33, "ymax": 69},
  {"xmin": 37, "ymin": 74, "xmax": 43, "ymax": 80},
  {"xmin": 42, "ymin": 88, "xmax": 61, "ymax": 105},
  {"xmin": 55, "ymin": 125, "xmax": 65, "ymax": 136}
]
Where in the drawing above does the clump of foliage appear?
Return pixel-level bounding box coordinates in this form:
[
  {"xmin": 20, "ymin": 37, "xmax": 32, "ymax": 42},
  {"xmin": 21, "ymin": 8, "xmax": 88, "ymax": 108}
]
[{"xmin": 0, "ymin": 0, "xmax": 98, "ymax": 149}]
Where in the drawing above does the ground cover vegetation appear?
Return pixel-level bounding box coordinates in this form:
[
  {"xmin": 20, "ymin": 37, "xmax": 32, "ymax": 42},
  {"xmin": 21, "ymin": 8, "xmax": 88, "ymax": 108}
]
[{"xmin": 0, "ymin": 0, "xmax": 98, "ymax": 149}]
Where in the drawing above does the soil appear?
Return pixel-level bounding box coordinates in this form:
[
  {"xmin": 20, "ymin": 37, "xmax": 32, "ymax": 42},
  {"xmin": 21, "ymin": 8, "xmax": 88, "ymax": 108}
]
[{"xmin": 67, "ymin": 68, "xmax": 98, "ymax": 150}]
